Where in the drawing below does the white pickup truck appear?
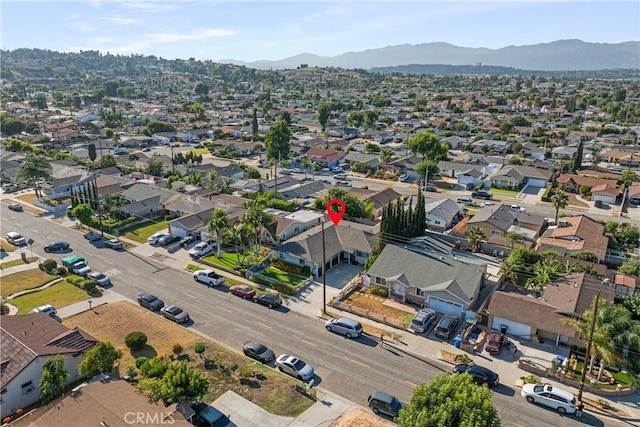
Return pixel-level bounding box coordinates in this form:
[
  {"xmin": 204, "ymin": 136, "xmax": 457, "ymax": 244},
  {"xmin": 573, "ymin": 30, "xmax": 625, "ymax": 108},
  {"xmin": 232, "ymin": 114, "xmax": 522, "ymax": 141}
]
[{"xmin": 193, "ymin": 269, "xmax": 225, "ymax": 287}]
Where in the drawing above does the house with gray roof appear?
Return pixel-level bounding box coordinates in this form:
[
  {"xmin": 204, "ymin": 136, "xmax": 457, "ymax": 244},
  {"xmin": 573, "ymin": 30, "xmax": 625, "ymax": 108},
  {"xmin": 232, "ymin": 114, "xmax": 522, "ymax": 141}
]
[
  {"xmin": 424, "ymin": 198, "xmax": 463, "ymax": 231},
  {"xmin": 118, "ymin": 184, "xmax": 179, "ymax": 218},
  {"xmin": 1, "ymin": 313, "xmax": 97, "ymax": 419},
  {"xmin": 489, "ymin": 165, "xmax": 552, "ymax": 190},
  {"xmin": 363, "ymin": 241, "xmax": 485, "ymax": 319},
  {"xmin": 342, "ymin": 151, "xmax": 381, "ymax": 170},
  {"xmin": 272, "ymin": 221, "xmax": 378, "ymax": 276}
]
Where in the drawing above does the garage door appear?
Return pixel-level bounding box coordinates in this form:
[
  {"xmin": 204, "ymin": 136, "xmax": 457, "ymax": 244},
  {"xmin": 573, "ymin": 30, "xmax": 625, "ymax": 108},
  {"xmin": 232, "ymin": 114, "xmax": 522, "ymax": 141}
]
[
  {"xmin": 427, "ymin": 297, "xmax": 463, "ymax": 317},
  {"xmin": 491, "ymin": 317, "xmax": 532, "ymax": 340},
  {"xmin": 528, "ymin": 178, "xmax": 548, "ymax": 188}
]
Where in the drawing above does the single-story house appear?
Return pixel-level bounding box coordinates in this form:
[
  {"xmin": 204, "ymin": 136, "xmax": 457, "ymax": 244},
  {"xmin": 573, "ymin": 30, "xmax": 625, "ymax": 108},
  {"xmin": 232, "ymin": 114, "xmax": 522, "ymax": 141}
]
[
  {"xmin": 489, "ymin": 165, "xmax": 552, "ymax": 190},
  {"xmin": 534, "ymin": 215, "xmax": 609, "ymax": 262},
  {"xmin": 305, "ymin": 147, "xmax": 347, "ymax": 168},
  {"xmin": 464, "ymin": 203, "xmax": 546, "ymax": 242},
  {"xmin": 424, "ymin": 198, "xmax": 463, "ymax": 231},
  {"xmin": 551, "ymin": 145, "xmax": 578, "ymax": 161},
  {"xmin": 556, "ymin": 174, "xmax": 619, "ymax": 202}
]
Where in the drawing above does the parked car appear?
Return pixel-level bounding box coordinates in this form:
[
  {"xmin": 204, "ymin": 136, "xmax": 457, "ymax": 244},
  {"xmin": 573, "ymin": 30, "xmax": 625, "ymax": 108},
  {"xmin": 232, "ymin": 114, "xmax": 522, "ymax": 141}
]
[
  {"xmin": 8, "ymin": 203, "xmax": 23, "ymax": 212},
  {"xmin": 104, "ymin": 239, "xmax": 124, "ymax": 250},
  {"xmin": 594, "ymin": 200, "xmax": 605, "ymax": 208},
  {"xmin": 88, "ymin": 271, "xmax": 110, "ymax": 287},
  {"xmin": 331, "ymin": 166, "xmax": 343, "ymax": 173},
  {"xmin": 2, "ymin": 183, "xmax": 19, "ymax": 193},
  {"xmin": 194, "ymin": 404, "xmax": 236, "ymax": 427},
  {"xmin": 484, "ymin": 331, "xmax": 502, "ymax": 355},
  {"xmin": 410, "ymin": 308, "xmax": 437, "ymax": 334},
  {"xmin": 29, "ymin": 304, "xmax": 57, "ymax": 317},
  {"xmin": 399, "ymin": 174, "xmax": 409, "ymax": 182},
  {"xmin": 44, "ymin": 241, "xmax": 70, "ymax": 252},
  {"xmin": 229, "ymin": 285, "xmax": 256, "ymax": 299},
  {"xmin": 434, "ymin": 315, "xmax": 459, "ymax": 339},
  {"xmin": 147, "ymin": 232, "xmax": 170, "ymax": 245},
  {"xmin": 189, "ymin": 241, "xmax": 216, "ymax": 258},
  {"xmin": 367, "ymin": 391, "xmax": 405, "ymax": 418},
  {"xmin": 242, "ymin": 341, "xmax": 275, "ymax": 363},
  {"xmin": 457, "ymin": 197, "xmax": 476, "ymax": 206},
  {"xmin": 157, "ymin": 234, "xmax": 180, "ymax": 246},
  {"xmin": 193, "ymin": 269, "xmax": 225, "ymax": 287},
  {"xmin": 253, "ymin": 293, "xmax": 282, "ymax": 309},
  {"xmin": 161, "ymin": 305, "xmax": 190, "ymax": 324},
  {"xmin": 480, "ymin": 201, "xmax": 495, "ymax": 207},
  {"xmin": 424, "ymin": 186, "xmax": 438, "ymax": 192},
  {"xmin": 511, "ymin": 204, "xmax": 526, "ymax": 213},
  {"xmin": 521, "ymin": 383, "xmax": 577, "ymax": 414},
  {"xmin": 471, "ymin": 190, "xmax": 492, "ymax": 200},
  {"xmin": 336, "ymin": 181, "xmax": 352, "ymax": 187},
  {"xmin": 453, "ymin": 363, "xmax": 500, "ymax": 387},
  {"xmin": 275, "ymin": 354, "xmax": 314, "ymax": 381},
  {"xmin": 333, "ymin": 173, "xmax": 347, "ymax": 180},
  {"xmin": 325, "ymin": 317, "xmax": 363, "ymax": 338},
  {"xmin": 137, "ymin": 293, "xmax": 164, "ymax": 311},
  {"xmin": 6, "ymin": 231, "xmax": 26, "ymax": 246},
  {"xmin": 83, "ymin": 231, "xmax": 102, "ymax": 241}
]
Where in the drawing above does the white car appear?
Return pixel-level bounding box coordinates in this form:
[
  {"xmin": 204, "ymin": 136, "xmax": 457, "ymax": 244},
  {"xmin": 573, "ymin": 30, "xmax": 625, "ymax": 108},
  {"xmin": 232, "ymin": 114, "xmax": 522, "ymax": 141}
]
[
  {"xmin": 275, "ymin": 354, "xmax": 314, "ymax": 382},
  {"xmin": 188, "ymin": 241, "xmax": 216, "ymax": 258},
  {"xmin": 88, "ymin": 271, "xmax": 110, "ymax": 286},
  {"xmin": 399, "ymin": 174, "xmax": 409, "ymax": 182},
  {"xmin": 521, "ymin": 383, "xmax": 577, "ymax": 414},
  {"xmin": 511, "ymin": 204, "xmax": 526, "ymax": 213},
  {"xmin": 481, "ymin": 201, "xmax": 495, "ymax": 207},
  {"xmin": 30, "ymin": 304, "xmax": 57, "ymax": 317},
  {"xmin": 6, "ymin": 231, "xmax": 26, "ymax": 246},
  {"xmin": 147, "ymin": 232, "xmax": 170, "ymax": 245},
  {"xmin": 193, "ymin": 269, "xmax": 225, "ymax": 287},
  {"xmin": 331, "ymin": 166, "xmax": 343, "ymax": 173}
]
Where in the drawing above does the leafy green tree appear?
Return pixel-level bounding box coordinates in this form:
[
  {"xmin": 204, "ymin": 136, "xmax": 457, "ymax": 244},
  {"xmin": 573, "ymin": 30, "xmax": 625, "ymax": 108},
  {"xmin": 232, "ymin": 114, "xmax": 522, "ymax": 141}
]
[
  {"xmin": 619, "ymin": 170, "xmax": 639, "ymax": 189},
  {"xmin": 16, "ymin": 153, "xmax": 52, "ymax": 196},
  {"xmin": 39, "ymin": 355, "xmax": 70, "ymax": 404},
  {"xmin": 136, "ymin": 377, "xmax": 168, "ymax": 401},
  {"xmin": 71, "ymin": 203, "xmax": 94, "ymax": 226},
  {"xmin": 407, "ymin": 131, "xmax": 448, "ymax": 161},
  {"xmin": 243, "ymin": 201, "xmax": 274, "ymax": 250},
  {"xmin": 622, "ymin": 292, "xmax": 640, "ymax": 320},
  {"xmin": 1, "ymin": 116, "xmax": 26, "ymax": 135},
  {"xmin": 313, "ymin": 188, "xmax": 373, "ymax": 220},
  {"xmin": 619, "ymin": 260, "xmax": 640, "ymax": 278},
  {"xmin": 78, "ymin": 342, "xmax": 123, "ymax": 378},
  {"xmin": 550, "ymin": 190, "xmax": 568, "ymax": 225},
  {"xmin": 225, "ymin": 222, "xmax": 254, "ymax": 263},
  {"xmin": 161, "ymin": 360, "xmax": 209, "ymax": 404},
  {"xmin": 139, "ymin": 357, "xmax": 170, "ymax": 378},
  {"xmin": 146, "ymin": 157, "xmax": 164, "ymax": 176},
  {"xmin": 280, "ymin": 110, "xmax": 292, "ymax": 126},
  {"xmin": 467, "ymin": 227, "xmax": 486, "ymax": 253},
  {"xmin": 145, "ymin": 120, "xmax": 177, "ymax": 135},
  {"xmin": 317, "ymin": 102, "xmax": 331, "ymax": 132},
  {"xmin": 194, "ymin": 82, "xmax": 209, "ymax": 95},
  {"xmin": 97, "ymin": 154, "xmax": 117, "ymax": 169},
  {"xmin": 264, "ymin": 120, "xmax": 291, "ymax": 161},
  {"xmin": 206, "ymin": 209, "xmax": 229, "ymax": 257},
  {"xmin": 610, "ymin": 223, "xmax": 640, "ymax": 252},
  {"xmin": 416, "ymin": 160, "xmax": 439, "ymax": 184},
  {"xmin": 398, "ymin": 372, "xmax": 500, "ymax": 427}
]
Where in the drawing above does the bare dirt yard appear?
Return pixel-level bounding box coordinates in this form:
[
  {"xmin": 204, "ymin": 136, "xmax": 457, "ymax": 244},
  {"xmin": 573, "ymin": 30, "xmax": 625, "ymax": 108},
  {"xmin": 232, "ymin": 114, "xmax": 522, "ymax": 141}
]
[{"xmin": 330, "ymin": 409, "xmax": 394, "ymax": 427}]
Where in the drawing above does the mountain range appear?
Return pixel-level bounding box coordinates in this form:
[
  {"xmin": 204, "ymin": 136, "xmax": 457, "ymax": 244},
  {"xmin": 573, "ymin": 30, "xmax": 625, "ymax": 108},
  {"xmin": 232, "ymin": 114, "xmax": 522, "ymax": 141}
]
[{"xmin": 220, "ymin": 39, "xmax": 640, "ymax": 71}]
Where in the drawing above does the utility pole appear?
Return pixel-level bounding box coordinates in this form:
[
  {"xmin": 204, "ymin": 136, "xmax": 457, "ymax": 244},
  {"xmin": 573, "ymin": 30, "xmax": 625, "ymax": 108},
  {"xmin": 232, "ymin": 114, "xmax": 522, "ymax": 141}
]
[{"xmin": 321, "ymin": 218, "xmax": 327, "ymax": 315}]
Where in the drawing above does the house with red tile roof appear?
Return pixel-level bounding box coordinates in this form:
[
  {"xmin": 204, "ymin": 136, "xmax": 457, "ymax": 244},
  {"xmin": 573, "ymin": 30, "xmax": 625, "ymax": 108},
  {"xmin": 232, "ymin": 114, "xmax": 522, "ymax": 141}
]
[
  {"xmin": 555, "ymin": 174, "xmax": 619, "ymax": 203},
  {"xmin": 534, "ymin": 215, "xmax": 609, "ymax": 262},
  {"xmin": 304, "ymin": 147, "xmax": 347, "ymax": 168}
]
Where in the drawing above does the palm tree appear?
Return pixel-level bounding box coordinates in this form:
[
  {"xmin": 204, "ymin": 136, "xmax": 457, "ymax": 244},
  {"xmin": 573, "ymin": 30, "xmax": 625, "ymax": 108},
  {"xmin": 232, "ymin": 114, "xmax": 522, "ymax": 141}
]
[
  {"xmin": 205, "ymin": 209, "xmax": 228, "ymax": 257},
  {"xmin": 380, "ymin": 148, "xmax": 394, "ymax": 171},
  {"xmin": 16, "ymin": 154, "xmax": 52, "ymax": 197},
  {"xmin": 467, "ymin": 227, "xmax": 486, "ymax": 253},
  {"xmin": 207, "ymin": 170, "xmax": 218, "ymax": 188},
  {"xmin": 526, "ymin": 259, "xmax": 562, "ymax": 293},
  {"xmin": 243, "ymin": 201, "xmax": 274, "ymax": 252},
  {"xmin": 300, "ymin": 156, "xmax": 314, "ymax": 180},
  {"xmin": 505, "ymin": 231, "xmax": 527, "ymax": 249},
  {"xmin": 498, "ymin": 256, "xmax": 522, "ymax": 287},
  {"xmin": 550, "ymin": 189, "xmax": 569, "ymax": 224},
  {"xmin": 225, "ymin": 222, "xmax": 253, "ymax": 264}
]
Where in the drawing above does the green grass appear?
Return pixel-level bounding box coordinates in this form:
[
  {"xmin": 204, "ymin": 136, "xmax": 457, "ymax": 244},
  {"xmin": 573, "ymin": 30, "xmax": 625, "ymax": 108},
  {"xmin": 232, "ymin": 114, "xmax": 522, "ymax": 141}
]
[
  {"xmin": 490, "ymin": 188, "xmax": 520, "ymax": 197},
  {"xmin": 120, "ymin": 220, "xmax": 167, "ymax": 243},
  {"xmin": 260, "ymin": 267, "xmax": 307, "ymax": 286},
  {"xmin": 12, "ymin": 281, "xmax": 90, "ymax": 314},
  {"xmin": 570, "ymin": 361, "xmax": 633, "ymax": 389},
  {"xmin": 1, "ymin": 269, "xmax": 58, "ymax": 298},
  {"xmin": 203, "ymin": 250, "xmax": 251, "ymax": 270},
  {"xmin": 186, "ymin": 148, "xmax": 210, "ymax": 155},
  {"xmin": 0, "ymin": 257, "xmax": 38, "ymax": 269}
]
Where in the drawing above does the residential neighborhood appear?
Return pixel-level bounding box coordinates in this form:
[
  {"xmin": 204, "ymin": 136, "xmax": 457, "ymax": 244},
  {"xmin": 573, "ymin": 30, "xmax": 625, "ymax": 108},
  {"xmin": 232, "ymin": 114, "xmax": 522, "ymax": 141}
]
[{"xmin": 0, "ymin": 48, "xmax": 639, "ymax": 427}]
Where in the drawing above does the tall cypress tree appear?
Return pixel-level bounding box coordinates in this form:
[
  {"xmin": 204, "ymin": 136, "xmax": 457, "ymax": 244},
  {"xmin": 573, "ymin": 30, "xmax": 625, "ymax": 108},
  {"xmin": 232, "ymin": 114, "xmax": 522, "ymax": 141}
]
[{"xmin": 573, "ymin": 140, "xmax": 584, "ymax": 171}]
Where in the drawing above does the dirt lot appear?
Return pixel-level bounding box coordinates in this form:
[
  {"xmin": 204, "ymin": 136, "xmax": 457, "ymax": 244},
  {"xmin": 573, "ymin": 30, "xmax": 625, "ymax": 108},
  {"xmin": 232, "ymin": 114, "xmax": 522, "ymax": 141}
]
[
  {"xmin": 343, "ymin": 288, "xmax": 414, "ymax": 326},
  {"xmin": 331, "ymin": 409, "xmax": 394, "ymax": 427},
  {"xmin": 62, "ymin": 301, "xmax": 314, "ymax": 417}
]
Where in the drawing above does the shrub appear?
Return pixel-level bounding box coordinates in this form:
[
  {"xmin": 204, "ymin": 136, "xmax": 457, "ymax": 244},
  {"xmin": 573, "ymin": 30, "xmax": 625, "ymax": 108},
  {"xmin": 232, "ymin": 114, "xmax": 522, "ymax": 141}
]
[
  {"xmin": 42, "ymin": 259, "xmax": 57, "ymax": 272},
  {"xmin": 229, "ymin": 362, "xmax": 238, "ymax": 371},
  {"xmin": 135, "ymin": 357, "xmax": 149, "ymax": 368},
  {"xmin": 125, "ymin": 365, "xmax": 137, "ymax": 379},
  {"xmin": 66, "ymin": 276, "xmax": 85, "ymax": 286},
  {"xmin": 369, "ymin": 285, "xmax": 388, "ymax": 298},
  {"xmin": 521, "ymin": 374, "xmax": 540, "ymax": 384},
  {"xmin": 54, "ymin": 267, "xmax": 68, "ymax": 276},
  {"xmin": 269, "ymin": 282, "xmax": 297, "ymax": 295},
  {"xmin": 125, "ymin": 331, "xmax": 148, "ymax": 350},
  {"xmin": 82, "ymin": 280, "xmax": 97, "ymax": 293},
  {"xmin": 270, "ymin": 258, "xmax": 311, "ymax": 276},
  {"xmin": 194, "ymin": 343, "xmax": 205, "ymax": 356},
  {"xmin": 239, "ymin": 368, "xmax": 252, "ymax": 378},
  {"xmin": 171, "ymin": 343, "xmax": 183, "ymax": 356}
]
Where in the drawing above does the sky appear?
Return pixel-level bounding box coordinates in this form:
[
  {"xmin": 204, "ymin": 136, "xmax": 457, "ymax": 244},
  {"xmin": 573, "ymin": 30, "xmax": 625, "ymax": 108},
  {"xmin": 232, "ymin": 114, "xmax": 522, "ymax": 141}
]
[{"xmin": 1, "ymin": 1, "xmax": 638, "ymax": 62}]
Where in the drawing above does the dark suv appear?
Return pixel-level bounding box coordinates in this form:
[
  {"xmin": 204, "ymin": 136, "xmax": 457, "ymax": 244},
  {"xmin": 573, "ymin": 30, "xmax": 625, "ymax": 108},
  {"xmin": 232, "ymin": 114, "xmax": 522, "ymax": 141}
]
[
  {"xmin": 471, "ymin": 190, "xmax": 492, "ymax": 200},
  {"xmin": 434, "ymin": 315, "xmax": 459, "ymax": 339}
]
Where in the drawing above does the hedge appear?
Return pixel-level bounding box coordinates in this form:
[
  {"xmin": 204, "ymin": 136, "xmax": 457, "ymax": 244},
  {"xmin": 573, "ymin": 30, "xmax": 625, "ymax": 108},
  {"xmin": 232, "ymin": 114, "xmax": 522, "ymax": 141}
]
[
  {"xmin": 250, "ymin": 275, "xmax": 297, "ymax": 295},
  {"xmin": 271, "ymin": 258, "xmax": 311, "ymax": 277}
]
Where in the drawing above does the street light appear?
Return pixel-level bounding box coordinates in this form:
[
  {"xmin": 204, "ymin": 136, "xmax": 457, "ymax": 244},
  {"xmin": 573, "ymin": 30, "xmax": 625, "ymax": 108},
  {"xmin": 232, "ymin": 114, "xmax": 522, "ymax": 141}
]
[{"xmin": 576, "ymin": 278, "xmax": 610, "ymax": 417}]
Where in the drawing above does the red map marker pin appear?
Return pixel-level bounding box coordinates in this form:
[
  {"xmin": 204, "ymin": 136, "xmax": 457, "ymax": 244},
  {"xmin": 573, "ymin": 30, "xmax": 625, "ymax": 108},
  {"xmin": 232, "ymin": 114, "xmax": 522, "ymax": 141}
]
[{"xmin": 326, "ymin": 198, "xmax": 346, "ymax": 226}]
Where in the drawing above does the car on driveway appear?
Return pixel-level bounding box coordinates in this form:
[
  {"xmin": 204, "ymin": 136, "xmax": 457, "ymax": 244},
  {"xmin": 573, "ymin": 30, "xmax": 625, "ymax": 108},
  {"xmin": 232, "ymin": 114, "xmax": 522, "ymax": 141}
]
[
  {"xmin": 242, "ymin": 341, "xmax": 275, "ymax": 363},
  {"xmin": 484, "ymin": 331, "xmax": 502, "ymax": 355},
  {"xmin": 275, "ymin": 354, "xmax": 314, "ymax": 381},
  {"xmin": 8, "ymin": 203, "xmax": 23, "ymax": 212},
  {"xmin": 147, "ymin": 232, "xmax": 170, "ymax": 245},
  {"xmin": 30, "ymin": 304, "xmax": 57, "ymax": 317},
  {"xmin": 88, "ymin": 271, "xmax": 111, "ymax": 286},
  {"xmin": 193, "ymin": 269, "xmax": 225, "ymax": 287},
  {"xmin": 253, "ymin": 293, "xmax": 282, "ymax": 309},
  {"xmin": 521, "ymin": 383, "xmax": 577, "ymax": 414},
  {"xmin": 160, "ymin": 305, "xmax": 190, "ymax": 324},
  {"xmin": 83, "ymin": 231, "xmax": 102, "ymax": 241},
  {"xmin": 399, "ymin": 174, "xmax": 409, "ymax": 182},
  {"xmin": 229, "ymin": 285, "xmax": 256, "ymax": 299},
  {"xmin": 189, "ymin": 241, "xmax": 215, "ymax": 258},
  {"xmin": 367, "ymin": 391, "xmax": 405, "ymax": 418},
  {"xmin": 410, "ymin": 308, "xmax": 437, "ymax": 334},
  {"xmin": 434, "ymin": 314, "xmax": 459, "ymax": 339},
  {"xmin": 44, "ymin": 241, "xmax": 70, "ymax": 252},
  {"xmin": 453, "ymin": 363, "xmax": 500, "ymax": 387},
  {"xmin": 157, "ymin": 234, "xmax": 180, "ymax": 246},
  {"xmin": 137, "ymin": 293, "xmax": 164, "ymax": 311},
  {"xmin": 325, "ymin": 317, "xmax": 363, "ymax": 338},
  {"xmin": 104, "ymin": 239, "xmax": 124, "ymax": 250}
]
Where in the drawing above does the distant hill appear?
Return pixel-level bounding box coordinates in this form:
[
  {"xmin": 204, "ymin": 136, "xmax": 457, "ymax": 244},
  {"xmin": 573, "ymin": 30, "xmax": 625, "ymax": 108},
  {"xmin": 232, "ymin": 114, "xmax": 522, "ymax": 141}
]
[{"xmin": 219, "ymin": 40, "xmax": 640, "ymax": 71}]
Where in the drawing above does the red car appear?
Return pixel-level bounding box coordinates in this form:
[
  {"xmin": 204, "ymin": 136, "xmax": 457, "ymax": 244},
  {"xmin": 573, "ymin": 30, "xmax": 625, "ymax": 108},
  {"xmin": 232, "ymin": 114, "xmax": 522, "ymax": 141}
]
[
  {"xmin": 229, "ymin": 285, "xmax": 256, "ymax": 299},
  {"xmin": 484, "ymin": 331, "xmax": 502, "ymax": 355}
]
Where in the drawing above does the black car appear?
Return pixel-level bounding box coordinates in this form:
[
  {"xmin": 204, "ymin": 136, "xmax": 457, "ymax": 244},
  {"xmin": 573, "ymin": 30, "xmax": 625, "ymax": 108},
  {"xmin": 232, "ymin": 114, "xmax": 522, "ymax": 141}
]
[
  {"xmin": 243, "ymin": 341, "xmax": 275, "ymax": 363},
  {"xmin": 137, "ymin": 293, "xmax": 165, "ymax": 311},
  {"xmin": 471, "ymin": 190, "xmax": 492, "ymax": 200},
  {"xmin": 44, "ymin": 241, "xmax": 70, "ymax": 252},
  {"xmin": 453, "ymin": 363, "xmax": 500, "ymax": 387},
  {"xmin": 8, "ymin": 203, "xmax": 23, "ymax": 212},
  {"xmin": 83, "ymin": 231, "xmax": 102, "ymax": 241},
  {"xmin": 253, "ymin": 293, "xmax": 282, "ymax": 309},
  {"xmin": 157, "ymin": 234, "xmax": 180, "ymax": 246}
]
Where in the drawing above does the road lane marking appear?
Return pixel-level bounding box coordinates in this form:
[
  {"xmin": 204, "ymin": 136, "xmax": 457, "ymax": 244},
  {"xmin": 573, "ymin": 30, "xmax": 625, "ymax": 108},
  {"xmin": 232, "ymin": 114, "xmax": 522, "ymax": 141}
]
[
  {"xmin": 256, "ymin": 321, "xmax": 272, "ymax": 329},
  {"xmin": 153, "ymin": 280, "xmax": 166, "ymax": 287},
  {"xmin": 348, "ymin": 358, "xmax": 369, "ymax": 368},
  {"xmin": 130, "ymin": 271, "xmax": 141, "ymax": 276},
  {"xmin": 295, "ymin": 338, "xmax": 317, "ymax": 347},
  {"xmin": 104, "ymin": 260, "xmax": 114, "ymax": 265},
  {"xmin": 404, "ymin": 380, "xmax": 419, "ymax": 387},
  {"xmin": 217, "ymin": 306, "xmax": 232, "ymax": 313},
  {"xmin": 183, "ymin": 292, "xmax": 197, "ymax": 299}
]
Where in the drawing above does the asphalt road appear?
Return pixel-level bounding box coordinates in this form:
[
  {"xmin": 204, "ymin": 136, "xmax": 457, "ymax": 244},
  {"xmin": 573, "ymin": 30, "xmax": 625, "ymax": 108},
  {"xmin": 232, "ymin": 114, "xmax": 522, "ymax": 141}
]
[{"xmin": 1, "ymin": 205, "xmax": 628, "ymax": 427}]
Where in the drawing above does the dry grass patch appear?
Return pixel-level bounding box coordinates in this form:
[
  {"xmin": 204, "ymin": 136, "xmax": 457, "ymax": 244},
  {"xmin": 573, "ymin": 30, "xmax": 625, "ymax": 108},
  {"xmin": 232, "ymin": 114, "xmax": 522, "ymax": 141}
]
[
  {"xmin": 62, "ymin": 301, "xmax": 202, "ymax": 368},
  {"xmin": 343, "ymin": 289, "xmax": 413, "ymax": 326},
  {"xmin": 331, "ymin": 409, "xmax": 394, "ymax": 427},
  {"xmin": 15, "ymin": 193, "xmax": 38, "ymax": 204},
  {"xmin": 0, "ymin": 239, "xmax": 17, "ymax": 252},
  {"xmin": 1, "ymin": 269, "xmax": 58, "ymax": 297}
]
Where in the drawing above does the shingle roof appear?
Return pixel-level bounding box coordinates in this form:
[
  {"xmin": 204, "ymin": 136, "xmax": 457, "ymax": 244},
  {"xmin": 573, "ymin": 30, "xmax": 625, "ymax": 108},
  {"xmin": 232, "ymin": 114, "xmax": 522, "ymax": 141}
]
[
  {"xmin": 535, "ymin": 215, "xmax": 609, "ymax": 260},
  {"xmin": 468, "ymin": 203, "xmax": 545, "ymax": 231}
]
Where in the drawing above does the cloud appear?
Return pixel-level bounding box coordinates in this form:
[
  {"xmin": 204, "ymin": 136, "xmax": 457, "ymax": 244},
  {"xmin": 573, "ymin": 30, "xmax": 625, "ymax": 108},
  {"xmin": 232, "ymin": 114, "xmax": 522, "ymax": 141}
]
[
  {"xmin": 118, "ymin": 1, "xmax": 179, "ymax": 13},
  {"xmin": 99, "ymin": 15, "xmax": 138, "ymax": 25}
]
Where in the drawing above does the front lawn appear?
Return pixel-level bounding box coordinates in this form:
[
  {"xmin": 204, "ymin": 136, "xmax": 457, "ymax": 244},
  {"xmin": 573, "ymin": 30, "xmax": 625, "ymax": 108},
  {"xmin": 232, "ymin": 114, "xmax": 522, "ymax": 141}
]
[
  {"xmin": 0, "ymin": 239, "xmax": 17, "ymax": 252},
  {"xmin": 1, "ymin": 269, "xmax": 58, "ymax": 297},
  {"xmin": 342, "ymin": 287, "xmax": 415, "ymax": 327},
  {"xmin": 489, "ymin": 188, "xmax": 519, "ymax": 197},
  {"xmin": 120, "ymin": 220, "xmax": 167, "ymax": 243},
  {"xmin": 186, "ymin": 148, "xmax": 210, "ymax": 155},
  {"xmin": 260, "ymin": 267, "xmax": 307, "ymax": 287},
  {"xmin": 0, "ymin": 257, "xmax": 39, "ymax": 269},
  {"xmin": 12, "ymin": 280, "xmax": 89, "ymax": 314},
  {"xmin": 202, "ymin": 250, "xmax": 253, "ymax": 270}
]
